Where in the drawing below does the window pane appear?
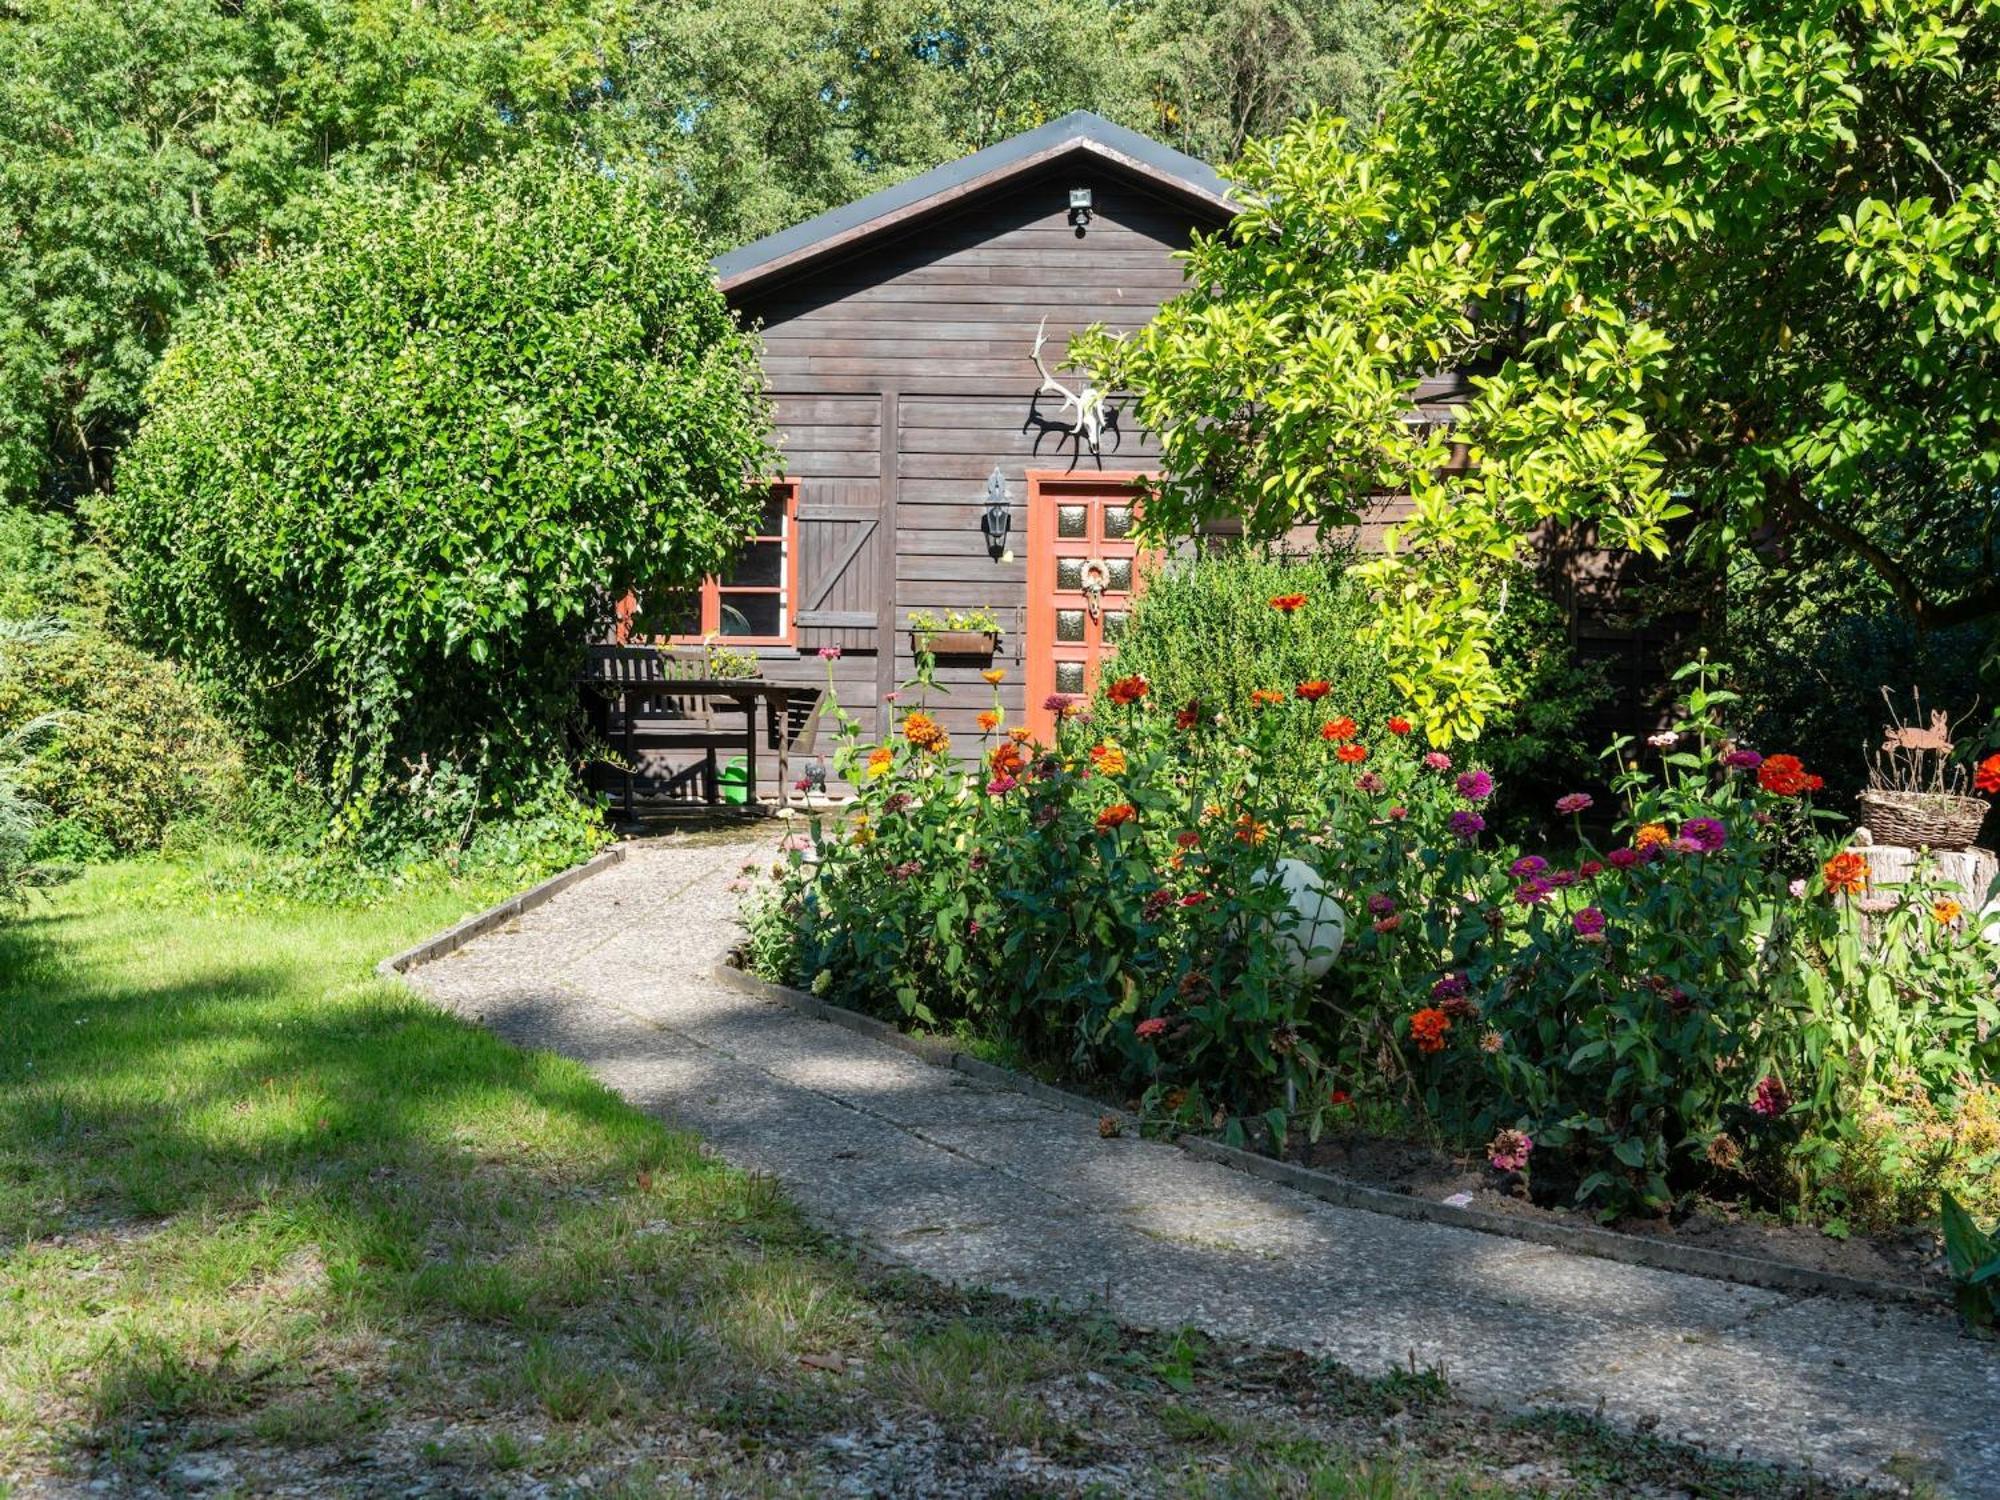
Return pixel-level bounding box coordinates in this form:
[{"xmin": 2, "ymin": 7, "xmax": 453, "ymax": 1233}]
[
  {"xmin": 718, "ymin": 592, "xmax": 783, "ymax": 638},
  {"xmin": 757, "ymin": 488, "xmax": 790, "ymax": 534},
  {"xmin": 1055, "ymin": 661, "xmax": 1085, "ymax": 694},
  {"xmin": 723, "ymin": 541, "xmax": 783, "ymax": 588},
  {"xmin": 664, "ymin": 595, "xmax": 702, "ymax": 638}
]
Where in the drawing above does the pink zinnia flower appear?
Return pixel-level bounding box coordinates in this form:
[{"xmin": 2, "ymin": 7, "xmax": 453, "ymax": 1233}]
[
  {"xmin": 1555, "ymin": 792, "xmax": 1593, "ymax": 815},
  {"xmin": 1386, "ymin": 805, "xmax": 1408, "ymax": 821},
  {"xmin": 1135, "ymin": 1018, "xmax": 1169, "ymax": 1042},
  {"xmin": 1424, "ymin": 751, "xmax": 1453, "ymax": 773},
  {"xmin": 818, "ymin": 645, "xmax": 843, "ymax": 661},
  {"xmin": 1488, "ymin": 1129, "xmax": 1534, "ymax": 1174}
]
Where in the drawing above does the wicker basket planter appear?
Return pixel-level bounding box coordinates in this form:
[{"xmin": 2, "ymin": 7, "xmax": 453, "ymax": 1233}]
[{"xmin": 1856, "ymin": 789, "xmax": 1990, "ymax": 850}]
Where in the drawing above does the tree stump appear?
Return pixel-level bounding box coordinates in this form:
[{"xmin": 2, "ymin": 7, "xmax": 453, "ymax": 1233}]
[{"xmin": 1850, "ymin": 836, "xmax": 1999, "ymax": 941}]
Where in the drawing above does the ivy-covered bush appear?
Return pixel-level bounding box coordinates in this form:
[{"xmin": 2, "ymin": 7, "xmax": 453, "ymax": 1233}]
[
  {"xmin": 754, "ymin": 630, "xmax": 2000, "ymax": 1226},
  {"xmin": 0, "ymin": 629, "xmax": 244, "ymax": 856},
  {"xmin": 109, "ymin": 154, "xmax": 773, "ymax": 838}
]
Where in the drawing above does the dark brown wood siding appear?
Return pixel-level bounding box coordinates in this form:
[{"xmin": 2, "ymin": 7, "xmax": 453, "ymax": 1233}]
[{"xmin": 725, "ymin": 163, "xmax": 1224, "ymax": 763}]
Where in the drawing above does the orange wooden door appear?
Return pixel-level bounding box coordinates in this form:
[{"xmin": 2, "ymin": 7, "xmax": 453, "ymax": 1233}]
[{"xmin": 1024, "ymin": 471, "xmax": 1152, "ymax": 742}]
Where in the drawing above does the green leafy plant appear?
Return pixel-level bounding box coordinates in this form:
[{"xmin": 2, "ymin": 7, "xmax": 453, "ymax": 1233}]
[
  {"xmin": 109, "ymin": 154, "xmax": 773, "ymax": 839},
  {"xmin": 1941, "ymin": 1192, "xmax": 2000, "ymax": 1333},
  {"xmin": 906, "ymin": 609, "xmax": 1003, "ymax": 636}
]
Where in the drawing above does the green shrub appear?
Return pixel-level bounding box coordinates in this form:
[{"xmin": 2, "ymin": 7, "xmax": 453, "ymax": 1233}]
[
  {"xmin": 0, "ymin": 628, "xmax": 244, "ymax": 854},
  {"xmin": 109, "ymin": 153, "xmax": 773, "ymax": 839},
  {"xmin": 1105, "ymin": 544, "xmax": 1605, "ymax": 818}
]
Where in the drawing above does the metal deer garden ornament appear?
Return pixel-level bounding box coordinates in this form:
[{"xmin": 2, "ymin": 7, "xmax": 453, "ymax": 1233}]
[{"xmin": 1031, "ymin": 317, "xmax": 1106, "ymax": 453}]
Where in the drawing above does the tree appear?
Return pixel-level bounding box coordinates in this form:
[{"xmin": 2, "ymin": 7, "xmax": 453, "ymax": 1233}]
[
  {"xmin": 1080, "ymin": 0, "xmax": 2000, "ymax": 739},
  {"xmin": 0, "ymin": 0, "xmax": 642, "ymax": 511},
  {"xmin": 109, "ymin": 158, "xmax": 773, "ymax": 832}
]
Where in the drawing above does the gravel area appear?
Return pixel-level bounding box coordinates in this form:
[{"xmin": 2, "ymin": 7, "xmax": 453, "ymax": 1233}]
[{"xmin": 406, "ymin": 834, "xmax": 2000, "ymax": 1497}]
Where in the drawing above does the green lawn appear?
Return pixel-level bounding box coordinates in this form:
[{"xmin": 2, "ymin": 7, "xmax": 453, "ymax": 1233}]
[{"xmin": 0, "ymin": 853, "xmax": 1865, "ymax": 1496}]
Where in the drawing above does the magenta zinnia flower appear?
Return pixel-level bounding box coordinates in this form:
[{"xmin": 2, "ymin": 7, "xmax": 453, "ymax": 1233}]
[
  {"xmin": 1447, "ymin": 810, "xmax": 1485, "ymax": 841},
  {"xmin": 1751, "ymin": 1075, "xmax": 1791, "ymax": 1119},
  {"xmin": 1722, "ymin": 749, "xmax": 1762, "ymax": 770},
  {"xmin": 1681, "ymin": 816, "xmax": 1728, "ymax": 852},
  {"xmin": 1456, "ymin": 770, "xmax": 1494, "ymax": 801},
  {"xmin": 1508, "ymin": 855, "xmax": 1548, "ymax": 879},
  {"xmin": 1571, "ymin": 906, "xmax": 1607, "ymax": 941},
  {"xmin": 1605, "ymin": 847, "xmax": 1640, "ymax": 870}
]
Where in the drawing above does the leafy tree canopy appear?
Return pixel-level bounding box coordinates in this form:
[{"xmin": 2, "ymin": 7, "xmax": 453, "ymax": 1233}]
[
  {"xmin": 108, "ymin": 158, "xmax": 772, "ymax": 832},
  {"xmin": 1081, "ymin": 0, "xmax": 2000, "ymax": 740}
]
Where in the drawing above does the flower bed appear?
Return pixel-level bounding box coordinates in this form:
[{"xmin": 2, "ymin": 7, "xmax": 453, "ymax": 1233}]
[{"xmin": 752, "ymin": 640, "xmax": 2000, "ymax": 1235}]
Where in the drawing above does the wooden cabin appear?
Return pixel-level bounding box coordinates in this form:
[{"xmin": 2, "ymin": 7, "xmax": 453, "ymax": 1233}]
[{"xmin": 597, "ymin": 112, "xmax": 1675, "ymax": 808}]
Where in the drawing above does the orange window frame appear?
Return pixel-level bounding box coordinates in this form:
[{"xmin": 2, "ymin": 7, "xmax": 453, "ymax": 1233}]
[{"xmin": 671, "ymin": 480, "xmax": 800, "ymax": 647}]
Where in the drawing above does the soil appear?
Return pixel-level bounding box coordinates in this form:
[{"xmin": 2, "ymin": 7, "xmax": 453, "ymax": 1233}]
[{"xmin": 1304, "ymin": 1131, "xmax": 1951, "ymax": 1294}]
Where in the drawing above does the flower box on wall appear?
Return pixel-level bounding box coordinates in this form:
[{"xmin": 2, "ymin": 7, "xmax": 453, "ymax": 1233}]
[{"xmin": 911, "ymin": 629, "xmax": 1001, "ymax": 658}]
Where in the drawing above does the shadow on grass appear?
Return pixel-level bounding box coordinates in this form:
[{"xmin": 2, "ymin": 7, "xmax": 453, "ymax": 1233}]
[{"xmin": 0, "ymin": 894, "xmax": 833, "ymax": 1482}]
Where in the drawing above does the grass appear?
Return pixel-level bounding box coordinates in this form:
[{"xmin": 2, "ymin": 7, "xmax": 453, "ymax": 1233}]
[{"xmin": 0, "ymin": 848, "xmax": 1880, "ymax": 1496}]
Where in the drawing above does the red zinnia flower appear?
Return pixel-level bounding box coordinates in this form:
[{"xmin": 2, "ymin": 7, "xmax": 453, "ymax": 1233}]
[
  {"xmin": 1757, "ymin": 754, "xmax": 1815, "ymax": 796},
  {"xmin": 1107, "ymin": 674, "xmax": 1149, "ymax": 706},
  {"xmin": 1386, "ymin": 716, "xmax": 1413, "ymax": 735},
  {"xmin": 1174, "ymin": 698, "xmax": 1203, "ymax": 731},
  {"xmin": 1977, "ymin": 753, "xmax": 2000, "ymax": 795},
  {"xmin": 1269, "ymin": 593, "xmax": 1307, "ymax": 614},
  {"xmin": 1295, "ymin": 680, "xmax": 1331, "ymax": 701},
  {"xmin": 1336, "ymin": 743, "xmax": 1369, "ymax": 764},
  {"xmin": 1320, "ymin": 716, "xmax": 1358, "ymax": 742}
]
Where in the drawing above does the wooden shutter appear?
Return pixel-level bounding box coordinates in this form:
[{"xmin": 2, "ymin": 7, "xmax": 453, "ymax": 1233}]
[{"xmin": 794, "ymin": 479, "xmax": 882, "ymax": 651}]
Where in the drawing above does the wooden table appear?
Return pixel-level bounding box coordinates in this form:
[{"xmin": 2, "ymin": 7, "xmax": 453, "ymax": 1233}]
[{"xmin": 582, "ymin": 671, "xmax": 820, "ymax": 822}]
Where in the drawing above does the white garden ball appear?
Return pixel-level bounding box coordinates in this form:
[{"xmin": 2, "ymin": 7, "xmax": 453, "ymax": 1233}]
[{"xmin": 1257, "ymin": 857, "xmax": 1347, "ymax": 982}]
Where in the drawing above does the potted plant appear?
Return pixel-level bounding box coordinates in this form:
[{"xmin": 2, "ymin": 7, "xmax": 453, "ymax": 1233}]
[
  {"xmin": 1857, "ymin": 691, "xmax": 1988, "ymax": 850},
  {"xmin": 908, "ymin": 608, "xmax": 1002, "ymax": 658}
]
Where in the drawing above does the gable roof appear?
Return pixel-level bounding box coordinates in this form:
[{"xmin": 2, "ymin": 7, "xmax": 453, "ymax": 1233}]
[{"xmin": 713, "ymin": 111, "xmax": 1234, "ymax": 297}]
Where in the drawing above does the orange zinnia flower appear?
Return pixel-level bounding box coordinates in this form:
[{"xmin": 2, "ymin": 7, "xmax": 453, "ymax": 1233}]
[
  {"xmin": 1932, "ymin": 899, "xmax": 1963, "ymax": 926},
  {"xmin": 866, "ymin": 746, "xmax": 894, "ymax": 778},
  {"xmin": 990, "ymin": 742, "xmax": 1027, "ymax": 778},
  {"xmin": 1250, "ymin": 688, "xmax": 1287, "ymax": 709},
  {"xmin": 1269, "ymin": 593, "xmax": 1307, "ymax": 614},
  {"xmin": 1089, "ymin": 743, "xmax": 1128, "ymax": 775},
  {"xmin": 981, "ymin": 668, "xmax": 1005, "ymax": 685},
  {"xmin": 1234, "ymin": 814, "xmax": 1269, "ymax": 845},
  {"xmin": 976, "ymin": 710, "xmax": 1000, "ymax": 733},
  {"xmin": 1008, "ymin": 726, "xmax": 1034, "ymax": 743},
  {"xmin": 1295, "ymin": 680, "xmax": 1331, "ymax": 701},
  {"xmin": 1823, "ymin": 850, "xmax": 1868, "ymax": 897},
  {"xmin": 1410, "ymin": 1008, "xmax": 1452, "ymax": 1054},
  {"xmin": 1336, "ymin": 743, "xmax": 1369, "ymax": 764},
  {"xmin": 1107, "ymin": 674, "xmax": 1149, "ymax": 706},
  {"xmin": 901, "ymin": 712, "xmax": 949, "ymax": 752},
  {"xmin": 1634, "ymin": 822, "xmax": 1671, "ymax": 849},
  {"xmin": 1096, "ymin": 803, "xmax": 1137, "ymax": 833},
  {"xmin": 1320, "ymin": 716, "xmax": 1358, "ymax": 742}
]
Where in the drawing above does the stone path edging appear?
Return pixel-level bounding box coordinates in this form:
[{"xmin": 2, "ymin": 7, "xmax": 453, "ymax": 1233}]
[
  {"xmin": 376, "ymin": 845, "xmax": 628, "ymax": 978},
  {"xmin": 712, "ymin": 961, "xmax": 1945, "ymax": 1311}
]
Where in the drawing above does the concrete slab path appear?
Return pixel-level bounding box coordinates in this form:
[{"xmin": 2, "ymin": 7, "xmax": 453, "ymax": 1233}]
[{"xmin": 405, "ymin": 837, "xmax": 1999, "ymax": 1496}]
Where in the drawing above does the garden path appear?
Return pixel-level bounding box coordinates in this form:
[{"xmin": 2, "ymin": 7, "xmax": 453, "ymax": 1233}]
[{"xmin": 407, "ymin": 835, "xmax": 1998, "ymax": 1496}]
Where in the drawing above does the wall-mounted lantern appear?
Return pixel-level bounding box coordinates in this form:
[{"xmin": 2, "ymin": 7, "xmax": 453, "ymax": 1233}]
[
  {"xmin": 980, "ymin": 466, "xmax": 1013, "ymax": 561},
  {"xmin": 1067, "ymin": 186, "xmax": 1093, "ymax": 233}
]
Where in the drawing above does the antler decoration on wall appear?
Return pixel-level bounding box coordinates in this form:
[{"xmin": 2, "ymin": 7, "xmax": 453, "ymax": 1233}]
[{"xmin": 1031, "ymin": 316, "xmax": 1106, "ymax": 452}]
